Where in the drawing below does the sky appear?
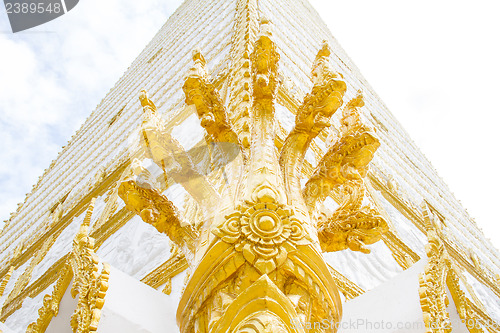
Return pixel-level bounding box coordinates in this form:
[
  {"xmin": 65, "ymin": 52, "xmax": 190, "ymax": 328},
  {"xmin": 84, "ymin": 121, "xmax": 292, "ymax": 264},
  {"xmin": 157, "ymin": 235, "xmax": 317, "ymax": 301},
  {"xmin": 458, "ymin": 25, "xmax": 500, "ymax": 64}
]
[{"xmin": 0, "ymin": 0, "xmax": 499, "ymax": 249}]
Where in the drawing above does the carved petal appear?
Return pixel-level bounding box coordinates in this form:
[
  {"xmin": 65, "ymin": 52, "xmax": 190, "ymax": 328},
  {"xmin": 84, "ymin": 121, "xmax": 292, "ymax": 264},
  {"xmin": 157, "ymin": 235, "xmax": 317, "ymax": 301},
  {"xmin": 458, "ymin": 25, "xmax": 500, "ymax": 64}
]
[{"xmin": 210, "ymin": 275, "xmax": 306, "ymax": 333}]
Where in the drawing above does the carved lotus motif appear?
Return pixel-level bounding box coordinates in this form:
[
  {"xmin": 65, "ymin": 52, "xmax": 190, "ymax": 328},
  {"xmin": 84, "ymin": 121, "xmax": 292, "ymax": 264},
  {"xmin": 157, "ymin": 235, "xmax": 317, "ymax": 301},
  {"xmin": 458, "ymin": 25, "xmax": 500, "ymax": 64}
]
[{"xmin": 214, "ymin": 199, "xmax": 308, "ymax": 274}]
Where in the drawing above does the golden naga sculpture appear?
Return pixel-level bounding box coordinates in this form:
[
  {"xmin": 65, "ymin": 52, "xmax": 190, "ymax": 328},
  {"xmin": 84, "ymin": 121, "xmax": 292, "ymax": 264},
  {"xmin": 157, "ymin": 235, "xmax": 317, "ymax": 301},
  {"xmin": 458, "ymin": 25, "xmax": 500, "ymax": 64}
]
[
  {"xmin": 137, "ymin": 89, "xmax": 224, "ymax": 219},
  {"xmin": 303, "ymin": 91, "xmax": 387, "ymax": 253},
  {"xmin": 280, "ymin": 41, "xmax": 346, "ymax": 215},
  {"xmin": 119, "ymin": 20, "xmax": 388, "ymax": 333},
  {"xmin": 303, "ymin": 92, "xmax": 379, "ymax": 206},
  {"xmin": 316, "ymin": 179, "xmax": 387, "ymax": 254},
  {"xmin": 183, "ymin": 49, "xmax": 241, "ymax": 147},
  {"xmin": 118, "ymin": 178, "xmax": 198, "ymax": 255}
]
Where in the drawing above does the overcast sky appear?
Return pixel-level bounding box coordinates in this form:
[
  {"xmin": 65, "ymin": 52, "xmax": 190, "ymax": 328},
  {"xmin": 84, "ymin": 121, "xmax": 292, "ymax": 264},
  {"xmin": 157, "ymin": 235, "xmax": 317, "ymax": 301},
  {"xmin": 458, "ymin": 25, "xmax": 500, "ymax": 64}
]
[{"xmin": 0, "ymin": 0, "xmax": 498, "ymax": 249}]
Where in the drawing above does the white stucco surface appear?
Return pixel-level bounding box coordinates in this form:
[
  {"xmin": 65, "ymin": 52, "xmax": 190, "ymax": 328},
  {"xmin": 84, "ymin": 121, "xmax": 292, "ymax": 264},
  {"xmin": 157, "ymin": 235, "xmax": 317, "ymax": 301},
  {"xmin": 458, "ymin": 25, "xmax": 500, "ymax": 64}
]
[
  {"xmin": 338, "ymin": 259, "xmax": 427, "ymax": 333},
  {"xmin": 97, "ymin": 266, "xmax": 180, "ymax": 333},
  {"xmin": 46, "ymin": 279, "xmax": 78, "ymax": 333},
  {"xmin": 0, "ymin": 321, "xmax": 17, "ymax": 333}
]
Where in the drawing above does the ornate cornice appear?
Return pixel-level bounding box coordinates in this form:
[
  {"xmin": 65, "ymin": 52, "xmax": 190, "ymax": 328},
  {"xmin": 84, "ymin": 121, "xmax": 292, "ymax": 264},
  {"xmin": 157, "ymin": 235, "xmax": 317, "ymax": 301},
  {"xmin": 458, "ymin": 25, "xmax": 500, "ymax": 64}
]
[
  {"xmin": 382, "ymin": 231, "xmax": 420, "ymax": 270},
  {"xmin": 140, "ymin": 252, "xmax": 188, "ymax": 289},
  {"xmin": 327, "ymin": 264, "xmax": 364, "ymax": 300}
]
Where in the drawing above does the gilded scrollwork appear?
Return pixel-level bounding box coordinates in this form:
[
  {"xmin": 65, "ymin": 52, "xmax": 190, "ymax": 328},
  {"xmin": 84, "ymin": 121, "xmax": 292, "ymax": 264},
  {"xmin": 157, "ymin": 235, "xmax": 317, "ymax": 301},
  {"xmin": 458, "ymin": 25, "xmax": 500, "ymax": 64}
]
[
  {"xmin": 26, "ymin": 199, "xmax": 111, "ymax": 333},
  {"xmin": 68, "ymin": 199, "xmax": 111, "ymax": 333},
  {"xmin": 69, "ymin": 199, "xmax": 99, "ymax": 333},
  {"xmin": 25, "ymin": 265, "xmax": 72, "ymax": 333},
  {"xmin": 419, "ymin": 205, "xmax": 452, "ymax": 333}
]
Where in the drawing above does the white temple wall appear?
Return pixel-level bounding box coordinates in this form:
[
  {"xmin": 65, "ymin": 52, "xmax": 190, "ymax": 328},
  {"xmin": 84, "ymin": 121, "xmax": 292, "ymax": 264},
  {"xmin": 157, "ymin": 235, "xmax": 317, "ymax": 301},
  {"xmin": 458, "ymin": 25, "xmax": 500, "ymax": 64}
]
[
  {"xmin": 97, "ymin": 266, "xmax": 180, "ymax": 333},
  {"xmin": 45, "ymin": 279, "xmax": 77, "ymax": 333}
]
